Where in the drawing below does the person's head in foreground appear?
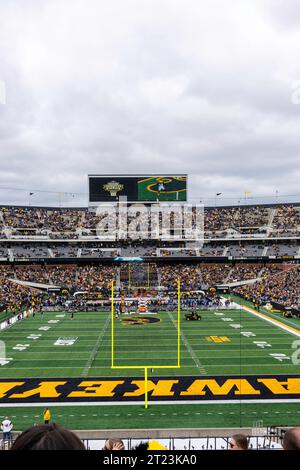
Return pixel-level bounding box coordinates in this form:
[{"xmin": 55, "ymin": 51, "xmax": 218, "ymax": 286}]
[
  {"xmin": 282, "ymin": 428, "xmax": 300, "ymax": 450},
  {"xmin": 229, "ymin": 434, "xmax": 249, "ymax": 450},
  {"xmin": 103, "ymin": 438, "xmax": 125, "ymax": 451},
  {"xmin": 132, "ymin": 440, "xmax": 166, "ymax": 450},
  {"xmin": 11, "ymin": 423, "xmax": 85, "ymax": 450}
]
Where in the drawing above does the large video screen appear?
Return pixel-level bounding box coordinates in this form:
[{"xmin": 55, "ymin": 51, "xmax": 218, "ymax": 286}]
[{"xmin": 88, "ymin": 175, "xmax": 187, "ymax": 203}]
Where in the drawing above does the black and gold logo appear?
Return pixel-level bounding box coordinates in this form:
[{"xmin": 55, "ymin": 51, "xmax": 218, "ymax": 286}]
[
  {"xmin": 122, "ymin": 315, "xmax": 161, "ymax": 326},
  {"xmin": 0, "ymin": 374, "xmax": 299, "ymax": 403},
  {"xmin": 103, "ymin": 180, "xmax": 124, "ymax": 197}
]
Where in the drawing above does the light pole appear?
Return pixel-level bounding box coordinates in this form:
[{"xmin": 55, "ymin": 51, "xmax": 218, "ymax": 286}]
[{"xmin": 215, "ymin": 193, "xmax": 222, "ymax": 206}]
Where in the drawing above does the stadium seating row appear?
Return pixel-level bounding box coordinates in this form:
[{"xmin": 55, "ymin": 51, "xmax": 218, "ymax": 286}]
[
  {"xmin": 0, "ymin": 204, "xmax": 299, "ymax": 239},
  {"xmin": 0, "ymin": 263, "xmax": 298, "ymax": 312}
]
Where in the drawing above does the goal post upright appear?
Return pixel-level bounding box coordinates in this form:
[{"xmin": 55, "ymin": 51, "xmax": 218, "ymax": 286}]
[
  {"xmin": 177, "ymin": 278, "xmax": 181, "ymax": 367},
  {"xmin": 111, "ymin": 279, "xmax": 114, "ymax": 368},
  {"xmin": 111, "ymin": 272, "xmax": 181, "ymax": 409}
]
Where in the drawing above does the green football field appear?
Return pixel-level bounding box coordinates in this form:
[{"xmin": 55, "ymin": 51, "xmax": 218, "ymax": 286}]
[
  {"xmin": 137, "ymin": 176, "xmax": 186, "ymax": 201},
  {"xmin": 0, "ymin": 303, "xmax": 299, "ymax": 431}
]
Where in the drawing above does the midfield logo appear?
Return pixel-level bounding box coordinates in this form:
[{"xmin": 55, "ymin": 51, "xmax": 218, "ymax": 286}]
[{"xmin": 121, "ymin": 316, "xmax": 160, "ymax": 326}]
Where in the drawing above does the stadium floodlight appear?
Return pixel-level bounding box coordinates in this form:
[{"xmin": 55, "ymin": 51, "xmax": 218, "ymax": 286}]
[{"xmin": 111, "ymin": 278, "xmax": 181, "ymax": 409}]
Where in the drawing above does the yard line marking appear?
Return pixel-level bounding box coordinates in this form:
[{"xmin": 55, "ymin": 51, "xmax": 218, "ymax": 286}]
[
  {"xmin": 80, "ymin": 313, "xmax": 111, "ymax": 377},
  {"xmin": 168, "ymin": 312, "xmax": 207, "ymax": 375}
]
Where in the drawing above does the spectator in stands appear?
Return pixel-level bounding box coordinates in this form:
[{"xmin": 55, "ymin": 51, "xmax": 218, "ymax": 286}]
[
  {"xmin": 0, "ymin": 262, "xmax": 298, "ymax": 313},
  {"xmin": 1, "ymin": 416, "xmax": 13, "ymax": 443},
  {"xmin": 282, "ymin": 428, "xmax": 300, "ymax": 450},
  {"xmin": 11, "ymin": 423, "xmax": 85, "ymax": 450},
  {"xmin": 228, "ymin": 434, "xmax": 249, "ymax": 450},
  {"xmin": 131, "ymin": 440, "xmax": 166, "ymax": 450},
  {"xmin": 43, "ymin": 407, "xmax": 51, "ymax": 424},
  {"xmin": 235, "ymin": 265, "xmax": 300, "ymax": 310},
  {"xmin": 147, "ymin": 440, "xmax": 167, "ymax": 450},
  {"xmin": 132, "ymin": 441, "xmax": 149, "ymax": 451},
  {"xmin": 103, "ymin": 438, "xmax": 125, "ymax": 450}
]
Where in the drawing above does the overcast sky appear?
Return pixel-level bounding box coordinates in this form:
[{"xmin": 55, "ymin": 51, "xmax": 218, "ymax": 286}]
[{"xmin": 0, "ymin": 0, "xmax": 300, "ymax": 206}]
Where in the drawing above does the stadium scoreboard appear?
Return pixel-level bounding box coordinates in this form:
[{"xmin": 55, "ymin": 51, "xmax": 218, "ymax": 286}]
[{"xmin": 88, "ymin": 174, "xmax": 187, "ymax": 203}]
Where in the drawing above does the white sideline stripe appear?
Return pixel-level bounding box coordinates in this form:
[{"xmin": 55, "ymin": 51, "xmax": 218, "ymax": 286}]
[
  {"xmin": 0, "ymin": 399, "xmax": 300, "ymax": 408},
  {"xmin": 2, "ymin": 353, "xmax": 296, "ymax": 361},
  {"xmin": 232, "ymin": 302, "xmax": 300, "ymax": 338}
]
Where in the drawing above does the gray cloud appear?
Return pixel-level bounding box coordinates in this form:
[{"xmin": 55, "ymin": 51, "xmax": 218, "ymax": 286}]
[{"xmin": 0, "ymin": 0, "xmax": 300, "ymax": 207}]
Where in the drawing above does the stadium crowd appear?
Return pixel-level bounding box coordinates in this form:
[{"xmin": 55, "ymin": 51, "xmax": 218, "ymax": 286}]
[
  {"xmin": 0, "ymin": 262, "xmax": 299, "ymax": 313},
  {"xmin": 0, "ymin": 203, "xmax": 299, "ymax": 238},
  {"xmin": 235, "ymin": 265, "xmax": 300, "ymax": 309},
  {"xmin": 204, "ymin": 205, "xmax": 270, "ymax": 231}
]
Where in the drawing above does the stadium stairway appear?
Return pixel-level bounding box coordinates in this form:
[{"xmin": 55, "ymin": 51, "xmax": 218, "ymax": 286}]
[
  {"xmin": 222, "ymin": 246, "xmax": 229, "ymax": 257},
  {"xmin": 224, "ymin": 267, "xmax": 234, "ymax": 283},
  {"xmin": 266, "ymin": 208, "xmax": 276, "ymax": 236},
  {"xmin": 217, "ymin": 276, "xmax": 262, "ymax": 289},
  {"xmin": 261, "ymin": 246, "xmax": 269, "ymax": 256},
  {"xmin": 257, "ymin": 266, "xmax": 267, "ymax": 277},
  {"xmin": 8, "ymin": 248, "xmax": 13, "ymax": 262}
]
